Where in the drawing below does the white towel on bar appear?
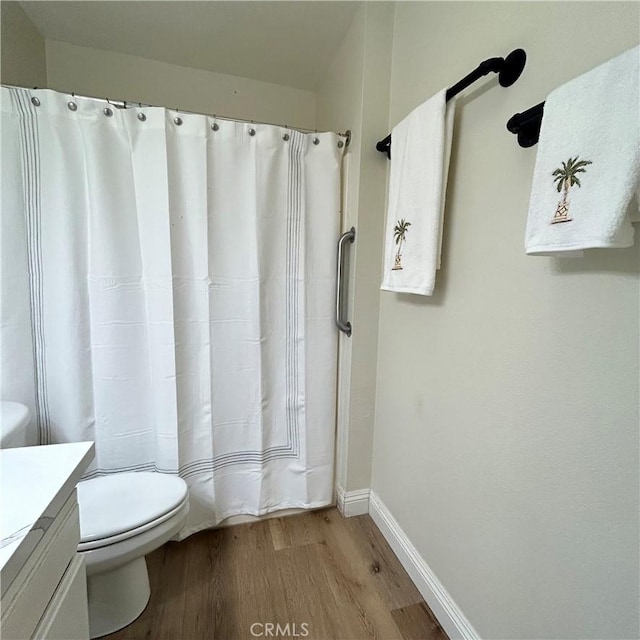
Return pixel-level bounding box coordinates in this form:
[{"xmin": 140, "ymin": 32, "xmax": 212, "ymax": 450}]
[
  {"xmin": 381, "ymin": 88, "xmax": 455, "ymax": 295},
  {"xmin": 525, "ymin": 46, "xmax": 640, "ymax": 255}
]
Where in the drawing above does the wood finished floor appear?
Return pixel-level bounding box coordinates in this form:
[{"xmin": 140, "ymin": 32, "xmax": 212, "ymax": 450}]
[{"xmin": 105, "ymin": 508, "xmax": 448, "ymax": 640}]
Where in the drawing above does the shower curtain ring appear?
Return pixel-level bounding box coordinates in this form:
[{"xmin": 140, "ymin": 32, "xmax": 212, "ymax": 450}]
[{"xmin": 103, "ymin": 98, "xmax": 115, "ymax": 117}]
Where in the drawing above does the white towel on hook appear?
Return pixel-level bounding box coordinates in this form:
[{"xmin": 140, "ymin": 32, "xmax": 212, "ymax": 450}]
[
  {"xmin": 525, "ymin": 46, "xmax": 640, "ymax": 255},
  {"xmin": 381, "ymin": 88, "xmax": 455, "ymax": 295}
]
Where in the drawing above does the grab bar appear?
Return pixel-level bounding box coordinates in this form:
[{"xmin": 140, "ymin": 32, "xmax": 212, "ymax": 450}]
[{"xmin": 336, "ymin": 227, "xmax": 355, "ymax": 337}]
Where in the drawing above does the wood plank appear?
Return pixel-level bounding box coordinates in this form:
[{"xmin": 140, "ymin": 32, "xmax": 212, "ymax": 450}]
[
  {"xmin": 179, "ymin": 530, "xmax": 226, "ymax": 640},
  {"xmin": 104, "ymin": 508, "xmax": 447, "ymax": 640},
  {"xmin": 214, "ymin": 520, "xmax": 285, "ymax": 639},
  {"xmin": 268, "ymin": 510, "xmax": 326, "ymax": 551},
  {"xmin": 309, "ymin": 509, "xmax": 405, "ymax": 639},
  {"xmin": 391, "ymin": 602, "xmax": 449, "ymax": 640},
  {"xmin": 342, "ymin": 513, "xmax": 425, "ymax": 611},
  {"xmin": 274, "ymin": 542, "xmax": 352, "ymax": 639}
]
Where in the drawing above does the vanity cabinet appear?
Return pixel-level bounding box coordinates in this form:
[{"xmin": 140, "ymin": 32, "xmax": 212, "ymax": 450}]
[{"xmin": 1, "ymin": 443, "xmax": 94, "ymax": 640}]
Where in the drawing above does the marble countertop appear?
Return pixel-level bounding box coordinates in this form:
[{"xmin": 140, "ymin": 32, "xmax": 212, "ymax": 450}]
[{"xmin": 0, "ymin": 442, "xmax": 95, "ymax": 595}]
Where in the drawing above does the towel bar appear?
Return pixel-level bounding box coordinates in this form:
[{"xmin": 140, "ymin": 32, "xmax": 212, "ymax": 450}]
[{"xmin": 376, "ymin": 48, "xmax": 527, "ymax": 158}]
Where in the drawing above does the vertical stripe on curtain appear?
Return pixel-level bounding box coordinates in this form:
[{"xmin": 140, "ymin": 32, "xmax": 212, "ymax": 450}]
[{"xmin": 0, "ymin": 87, "xmax": 342, "ymax": 536}]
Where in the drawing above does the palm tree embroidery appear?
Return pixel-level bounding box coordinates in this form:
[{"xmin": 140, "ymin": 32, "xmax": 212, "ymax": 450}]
[
  {"xmin": 551, "ymin": 156, "xmax": 592, "ymax": 224},
  {"xmin": 392, "ymin": 218, "xmax": 411, "ymax": 270}
]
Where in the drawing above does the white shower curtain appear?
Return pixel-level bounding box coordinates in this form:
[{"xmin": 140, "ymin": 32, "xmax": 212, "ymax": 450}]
[{"xmin": 1, "ymin": 87, "xmax": 341, "ymax": 536}]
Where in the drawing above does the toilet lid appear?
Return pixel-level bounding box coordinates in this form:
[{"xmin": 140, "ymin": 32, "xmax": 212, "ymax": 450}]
[{"xmin": 77, "ymin": 472, "xmax": 188, "ymax": 543}]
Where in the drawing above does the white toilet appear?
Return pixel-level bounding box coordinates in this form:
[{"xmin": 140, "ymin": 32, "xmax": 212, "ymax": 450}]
[{"xmin": 0, "ymin": 402, "xmax": 190, "ymax": 638}]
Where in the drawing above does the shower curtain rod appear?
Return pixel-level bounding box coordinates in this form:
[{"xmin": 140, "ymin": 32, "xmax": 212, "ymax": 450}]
[{"xmin": 2, "ymin": 84, "xmax": 351, "ymax": 144}]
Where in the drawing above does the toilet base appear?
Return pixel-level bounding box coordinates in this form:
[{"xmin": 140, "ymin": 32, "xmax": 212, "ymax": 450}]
[{"xmin": 86, "ymin": 556, "xmax": 151, "ymax": 639}]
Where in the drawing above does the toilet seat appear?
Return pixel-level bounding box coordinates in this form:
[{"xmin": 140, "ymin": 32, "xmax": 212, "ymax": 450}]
[
  {"xmin": 78, "ymin": 500, "xmax": 187, "ymax": 551},
  {"xmin": 77, "ymin": 471, "xmax": 188, "ymax": 549}
]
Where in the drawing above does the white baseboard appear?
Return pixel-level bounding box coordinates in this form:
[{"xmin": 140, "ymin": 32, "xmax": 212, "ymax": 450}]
[
  {"xmin": 336, "ymin": 486, "xmax": 370, "ymax": 517},
  {"xmin": 368, "ymin": 490, "xmax": 480, "ymax": 640}
]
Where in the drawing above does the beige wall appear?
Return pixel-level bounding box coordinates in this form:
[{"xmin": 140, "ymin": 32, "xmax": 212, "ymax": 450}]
[
  {"xmin": 0, "ymin": 1, "xmax": 46, "ymax": 87},
  {"xmin": 372, "ymin": 3, "xmax": 639, "ymax": 639},
  {"xmin": 317, "ymin": 3, "xmax": 393, "ymax": 493},
  {"xmin": 45, "ymin": 40, "xmax": 316, "ymax": 129}
]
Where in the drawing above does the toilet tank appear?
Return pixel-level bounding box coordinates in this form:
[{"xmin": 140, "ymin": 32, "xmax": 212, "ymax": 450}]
[{"xmin": 0, "ymin": 402, "xmax": 30, "ymax": 448}]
